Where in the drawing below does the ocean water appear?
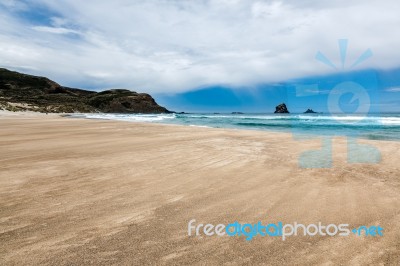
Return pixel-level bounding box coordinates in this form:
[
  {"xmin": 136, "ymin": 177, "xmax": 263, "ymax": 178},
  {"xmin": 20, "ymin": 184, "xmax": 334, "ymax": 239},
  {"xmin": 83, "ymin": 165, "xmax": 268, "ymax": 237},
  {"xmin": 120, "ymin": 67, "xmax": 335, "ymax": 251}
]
[{"xmin": 70, "ymin": 113, "xmax": 400, "ymax": 141}]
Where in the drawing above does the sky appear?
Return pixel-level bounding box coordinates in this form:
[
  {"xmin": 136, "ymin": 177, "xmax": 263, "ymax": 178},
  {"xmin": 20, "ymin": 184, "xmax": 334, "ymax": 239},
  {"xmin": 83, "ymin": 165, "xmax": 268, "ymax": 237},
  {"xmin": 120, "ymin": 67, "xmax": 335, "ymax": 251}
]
[{"xmin": 1, "ymin": 0, "xmax": 400, "ymax": 112}]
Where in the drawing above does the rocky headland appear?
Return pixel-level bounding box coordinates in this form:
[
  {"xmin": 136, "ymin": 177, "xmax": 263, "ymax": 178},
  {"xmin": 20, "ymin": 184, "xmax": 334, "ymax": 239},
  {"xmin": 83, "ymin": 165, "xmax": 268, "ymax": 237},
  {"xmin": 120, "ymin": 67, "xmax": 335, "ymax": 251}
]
[{"xmin": 0, "ymin": 68, "xmax": 170, "ymax": 113}]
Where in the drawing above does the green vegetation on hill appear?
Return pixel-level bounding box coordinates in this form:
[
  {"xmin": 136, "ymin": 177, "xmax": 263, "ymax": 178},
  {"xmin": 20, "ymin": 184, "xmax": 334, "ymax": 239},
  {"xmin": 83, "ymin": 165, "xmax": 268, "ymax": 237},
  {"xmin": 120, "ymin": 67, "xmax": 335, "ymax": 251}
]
[{"xmin": 0, "ymin": 68, "xmax": 170, "ymax": 113}]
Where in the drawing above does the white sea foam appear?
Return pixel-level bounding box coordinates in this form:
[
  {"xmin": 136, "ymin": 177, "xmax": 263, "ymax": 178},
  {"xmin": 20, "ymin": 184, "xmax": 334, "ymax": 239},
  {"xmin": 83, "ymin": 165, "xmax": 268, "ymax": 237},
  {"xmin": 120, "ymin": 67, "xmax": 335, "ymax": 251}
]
[
  {"xmin": 75, "ymin": 113, "xmax": 176, "ymax": 122},
  {"xmin": 380, "ymin": 117, "xmax": 400, "ymax": 125},
  {"xmin": 72, "ymin": 113, "xmax": 400, "ymax": 126},
  {"xmin": 189, "ymin": 125, "xmax": 211, "ymax": 128},
  {"xmin": 296, "ymin": 115, "xmax": 400, "ymax": 125}
]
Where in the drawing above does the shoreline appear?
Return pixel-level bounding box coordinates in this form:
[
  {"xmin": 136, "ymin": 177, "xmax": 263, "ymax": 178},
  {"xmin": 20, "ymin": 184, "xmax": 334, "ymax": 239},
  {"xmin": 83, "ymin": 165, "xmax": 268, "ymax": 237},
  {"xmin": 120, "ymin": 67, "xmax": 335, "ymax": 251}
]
[
  {"xmin": 1, "ymin": 110, "xmax": 399, "ymax": 145},
  {"xmin": 6, "ymin": 110, "xmax": 397, "ymax": 143},
  {"xmin": 1, "ymin": 111, "xmax": 400, "ymax": 264}
]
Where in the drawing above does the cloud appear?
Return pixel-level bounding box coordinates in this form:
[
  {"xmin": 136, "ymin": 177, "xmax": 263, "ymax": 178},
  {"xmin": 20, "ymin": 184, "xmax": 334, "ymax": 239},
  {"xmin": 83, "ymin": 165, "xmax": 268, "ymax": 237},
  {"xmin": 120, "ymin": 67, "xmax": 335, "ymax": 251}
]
[
  {"xmin": 32, "ymin": 26, "xmax": 80, "ymax": 35},
  {"xmin": 0, "ymin": 0, "xmax": 28, "ymax": 11},
  {"xmin": 0, "ymin": 0, "xmax": 400, "ymax": 93},
  {"xmin": 385, "ymin": 87, "xmax": 400, "ymax": 93}
]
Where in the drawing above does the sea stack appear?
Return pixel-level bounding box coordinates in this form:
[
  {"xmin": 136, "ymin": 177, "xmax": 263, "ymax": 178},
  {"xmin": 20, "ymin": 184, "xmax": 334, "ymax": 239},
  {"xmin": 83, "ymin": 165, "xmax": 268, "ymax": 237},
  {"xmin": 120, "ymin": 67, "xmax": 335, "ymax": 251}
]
[
  {"xmin": 304, "ymin": 108, "xmax": 317, "ymax": 114},
  {"xmin": 274, "ymin": 103, "xmax": 289, "ymax": 113}
]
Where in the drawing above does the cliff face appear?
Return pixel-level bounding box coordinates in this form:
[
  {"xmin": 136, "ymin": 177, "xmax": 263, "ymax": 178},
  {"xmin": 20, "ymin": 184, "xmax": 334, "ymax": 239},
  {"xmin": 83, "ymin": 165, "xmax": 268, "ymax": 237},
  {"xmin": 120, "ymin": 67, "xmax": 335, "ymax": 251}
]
[{"xmin": 0, "ymin": 68, "xmax": 170, "ymax": 113}]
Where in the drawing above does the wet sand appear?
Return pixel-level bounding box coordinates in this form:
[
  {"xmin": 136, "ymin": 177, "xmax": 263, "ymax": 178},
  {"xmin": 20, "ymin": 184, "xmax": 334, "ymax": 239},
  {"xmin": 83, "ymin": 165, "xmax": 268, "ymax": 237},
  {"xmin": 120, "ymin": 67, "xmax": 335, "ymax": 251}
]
[{"xmin": 0, "ymin": 112, "xmax": 399, "ymax": 265}]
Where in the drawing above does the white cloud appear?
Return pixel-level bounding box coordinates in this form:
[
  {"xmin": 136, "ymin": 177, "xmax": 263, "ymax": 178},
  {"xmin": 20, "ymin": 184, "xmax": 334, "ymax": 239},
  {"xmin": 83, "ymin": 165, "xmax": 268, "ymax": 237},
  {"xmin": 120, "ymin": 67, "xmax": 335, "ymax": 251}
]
[
  {"xmin": 0, "ymin": 0, "xmax": 400, "ymax": 93},
  {"xmin": 0, "ymin": 0, "xmax": 28, "ymax": 11},
  {"xmin": 385, "ymin": 87, "xmax": 400, "ymax": 93},
  {"xmin": 32, "ymin": 26, "xmax": 80, "ymax": 35}
]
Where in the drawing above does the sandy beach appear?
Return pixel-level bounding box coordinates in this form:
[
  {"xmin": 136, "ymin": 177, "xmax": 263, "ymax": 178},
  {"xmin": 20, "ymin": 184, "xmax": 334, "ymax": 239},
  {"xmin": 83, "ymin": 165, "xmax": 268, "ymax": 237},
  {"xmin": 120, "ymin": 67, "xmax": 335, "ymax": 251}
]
[{"xmin": 0, "ymin": 112, "xmax": 399, "ymax": 265}]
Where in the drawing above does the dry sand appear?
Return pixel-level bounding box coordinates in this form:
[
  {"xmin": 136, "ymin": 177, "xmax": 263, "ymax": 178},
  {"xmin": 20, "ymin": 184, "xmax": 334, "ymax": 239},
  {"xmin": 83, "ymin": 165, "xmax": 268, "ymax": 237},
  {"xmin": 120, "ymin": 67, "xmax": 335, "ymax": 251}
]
[{"xmin": 0, "ymin": 112, "xmax": 399, "ymax": 265}]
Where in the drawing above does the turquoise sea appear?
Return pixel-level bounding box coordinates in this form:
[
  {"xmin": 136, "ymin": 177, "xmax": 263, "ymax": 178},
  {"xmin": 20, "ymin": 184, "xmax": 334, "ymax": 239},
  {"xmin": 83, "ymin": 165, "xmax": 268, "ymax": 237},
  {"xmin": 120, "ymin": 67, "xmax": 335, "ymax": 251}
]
[{"xmin": 71, "ymin": 113, "xmax": 400, "ymax": 141}]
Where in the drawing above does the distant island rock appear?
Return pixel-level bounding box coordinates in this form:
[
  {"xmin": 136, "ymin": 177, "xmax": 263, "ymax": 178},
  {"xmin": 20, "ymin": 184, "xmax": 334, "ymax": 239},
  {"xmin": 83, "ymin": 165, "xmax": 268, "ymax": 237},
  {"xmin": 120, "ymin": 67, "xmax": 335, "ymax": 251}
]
[
  {"xmin": 304, "ymin": 108, "xmax": 318, "ymax": 114},
  {"xmin": 0, "ymin": 68, "xmax": 170, "ymax": 113},
  {"xmin": 274, "ymin": 103, "xmax": 289, "ymax": 113},
  {"xmin": 231, "ymin": 112, "xmax": 244, "ymax": 114}
]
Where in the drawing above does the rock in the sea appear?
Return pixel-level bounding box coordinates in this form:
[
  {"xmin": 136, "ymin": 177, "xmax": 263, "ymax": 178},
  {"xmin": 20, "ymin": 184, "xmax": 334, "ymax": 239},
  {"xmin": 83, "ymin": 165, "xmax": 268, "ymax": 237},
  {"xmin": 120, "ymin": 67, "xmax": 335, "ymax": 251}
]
[
  {"xmin": 304, "ymin": 108, "xmax": 317, "ymax": 114},
  {"xmin": 0, "ymin": 68, "xmax": 171, "ymax": 114},
  {"xmin": 274, "ymin": 103, "xmax": 289, "ymax": 113}
]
